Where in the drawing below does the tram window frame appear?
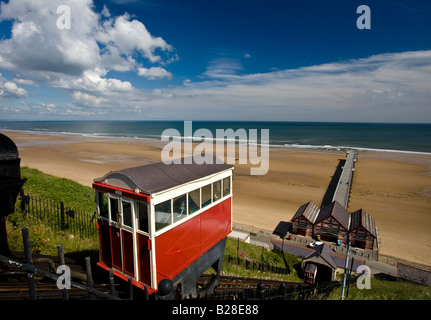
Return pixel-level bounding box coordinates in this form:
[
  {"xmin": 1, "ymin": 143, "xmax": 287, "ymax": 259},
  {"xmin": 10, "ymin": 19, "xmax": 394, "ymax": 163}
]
[
  {"xmin": 201, "ymin": 184, "xmax": 212, "ymax": 208},
  {"xmin": 155, "ymin": 199, "xmax": 172, "ymax": 231},
  {"xmin": 223, "ymin": 176, "xmax": 231, "ymax": 197},
  {"xmin": 213, "ymin": 180, "xmax": 221, "ymax": 202},
  {"xmin": 188, "ymin": 188, "xmax": 200, "ymax": 215},
  {"xmin": 110, "ymin": 197, "xmax": 119, "ymax": 223},
  {"xmin": 173, "ymin": 194, "xmax": 187, "ymax": 223},
  {"xmin": 136, "ymin": 201, "xmax": 149, "ymax": 234},
  {"xmin": 122, "ymin": 200, "xmax": 133, "ymax": 228},
  {"xmin": 98, "ymin": 192, "xmax": 109, "ymax": 219}
]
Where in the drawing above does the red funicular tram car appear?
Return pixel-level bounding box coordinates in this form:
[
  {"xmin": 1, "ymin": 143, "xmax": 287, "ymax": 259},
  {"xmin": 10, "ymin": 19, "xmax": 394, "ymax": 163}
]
[{"xmin": 93, "ymin": 157, "xmax": 233, "ymax": 298}]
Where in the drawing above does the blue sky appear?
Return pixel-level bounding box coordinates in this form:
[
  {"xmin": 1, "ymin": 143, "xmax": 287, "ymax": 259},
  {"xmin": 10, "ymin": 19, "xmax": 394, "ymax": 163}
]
[{"xmin": 0, "ymin": 0, "xmax": 430, "ymax": 122}]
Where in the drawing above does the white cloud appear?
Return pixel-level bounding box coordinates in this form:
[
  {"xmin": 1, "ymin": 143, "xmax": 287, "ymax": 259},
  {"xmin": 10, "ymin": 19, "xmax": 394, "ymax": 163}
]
[
  {"xmin": 0, "ymin": 73, "xmax": 28, "ymax": 99},
  {"xmin": 73, "ymin": 91, "xmax": 105, "ymax": 106},
  {"xmin": 12, "ymin": 78, "xmax": 37, "ymax": 86},
  {"xmin": 0, "ymin": 0, "xmax": 175, "ymax": 95},
  {"xmin": 53, "ymin": 69, "xmax": 133, "ymax": 92},
  {"xmin": 0, "ymin": 0, "xmax": 429, "ymax": 122},
  {"xmin": 203, "ymin": 57, "xmax": 244, "ymax": 79},
  {"xmin": 138, "ymin": 67, "xmax": 172, "ymax": 80},
  {"xmin": 96, "ymin": 14, "xmax": 174, "ymax": 65},
  {"xmin": 138, "ymin": 50, "xmax": 431, "ymax": 122},
  {"xmin": 101, "ymin": 5, "xmax": 111, "ymax": 18},
  {"xmin": 0, "ymin": 0, "xmax": 100, "ymax": 75}
]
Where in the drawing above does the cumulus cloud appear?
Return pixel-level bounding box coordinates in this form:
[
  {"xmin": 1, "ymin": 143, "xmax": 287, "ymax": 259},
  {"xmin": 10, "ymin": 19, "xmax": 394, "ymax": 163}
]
[
  {"xmin": 0, "ymin": 0, "xmax": 175, "ymax": 101},
  {"xmin": 0, "ymin": 0, "xmax": 100, "ymax": 75},
  {"xmin": 72, "ymin": 91, "xmax": 106, "ymax": 107},
  {"xmin": 97, "ymin": 14, "xmax": 174, "ymax": 65},
  {"xmin": 138, "ymin": 67, "xmax": 172, "ymax": 80},
  {"xmin": 0, "ymin": 73, "xmax": 28, "ymax": 99}
]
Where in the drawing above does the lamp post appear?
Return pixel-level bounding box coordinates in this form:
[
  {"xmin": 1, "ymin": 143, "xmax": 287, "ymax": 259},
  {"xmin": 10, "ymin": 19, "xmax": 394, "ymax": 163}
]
[{"xmin": 341, "ymin": 238, "xmax": 351, "ymax": 300}]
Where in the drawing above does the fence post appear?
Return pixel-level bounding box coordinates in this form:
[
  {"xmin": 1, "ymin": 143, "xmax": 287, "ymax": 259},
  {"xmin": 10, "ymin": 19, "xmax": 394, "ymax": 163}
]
[
  {"xmin": 57, "ymin": 244, "xmax": 69, "ymax": 300},
  {"xmin": 60, "ymin": 202, "xmax": 65, "ymax": 230},
  {"xmin": 257, "ymin": 283, "xmax": 265, "ymax": 300},
  {"xmin": 279, "ymin": 283, "xmax": 286, "ymax": 300},
  {"xmin": 22, "ymin": 227, "xmax": 37, "ymax": 300},
  {"xmin": 85, "ymin": 256, "xmax": 94, "ymax": 300}
]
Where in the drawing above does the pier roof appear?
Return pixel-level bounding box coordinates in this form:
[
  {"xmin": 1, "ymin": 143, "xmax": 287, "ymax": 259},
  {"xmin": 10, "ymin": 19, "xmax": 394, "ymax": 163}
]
[
  {"xmin": 350, "ymin": 208, "xmax": 377, "ymax": 237},
  {"xmin": 291, "ymin": 201, "xmax": 320, "ymax": 223},
  {"xmin": 315, "ymin": 201, "xmax": 350, "ymax": 230}
]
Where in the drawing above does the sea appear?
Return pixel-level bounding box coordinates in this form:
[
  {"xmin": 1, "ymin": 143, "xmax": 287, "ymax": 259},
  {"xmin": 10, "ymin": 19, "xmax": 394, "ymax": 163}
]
[{"xmin": 0, "ymin": 120, "xmax": 430, "ymax": 155}]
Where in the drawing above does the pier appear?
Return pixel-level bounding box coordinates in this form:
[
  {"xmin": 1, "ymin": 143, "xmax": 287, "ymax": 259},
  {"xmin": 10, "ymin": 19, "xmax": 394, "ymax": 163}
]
[
  {"xmin": 321, "ymin": 151, "xmax": 357, "ymax": 209},
  {"xmin": 332, "ymin": 151, "xmax": 357, "ymax": 208}
]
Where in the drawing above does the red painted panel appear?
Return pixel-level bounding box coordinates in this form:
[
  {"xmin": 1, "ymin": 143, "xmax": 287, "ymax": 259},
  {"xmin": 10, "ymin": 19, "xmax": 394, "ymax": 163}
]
[
  {"xmin": 137, "ymin": 233, "xmax": 151, "ymax": 285},
  {"xmin": 98, "ymin": 220, "xmax": 111, "ymax": 267},
  {"xmin": 122, "ymin": 230, "xmax": 134, "ymax": 276},
  {"xmin": 200, "ymin": 199, "xmax": 231, "ymax": 252},
  {"xmin": 155, "ymin": 197, "xmax": 231, "ymax": 282},
  {"xmin": 155, "ymin": 214, "xmax": 201, "ymax": 279},
  {"xmin": 110, "ymin": 226, "xmax": 122, "ymax": 269}
]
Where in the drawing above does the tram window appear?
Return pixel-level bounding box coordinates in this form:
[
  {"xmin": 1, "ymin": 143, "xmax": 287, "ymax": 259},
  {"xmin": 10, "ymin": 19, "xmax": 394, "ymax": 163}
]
[
  {"xmin": 122, "ymin": 201, "xmax": 132, "ymax": 227},
  {"xmin": 173, "ymin": 194, "xmax": 187, "ymax": 223},
  {"xmin": 155, "ymin": 200, "xmax": 172, "ymax": 231},
  {"xmin": 98, "ymin": 192, "xmax": 109, "ymax": 218},
  {"xmin": 223, "ymin": 177, "xmax": 230, "ymax": 197},
  {"xmin": 202, "ymin": 184, "xmax": 212, "ymax": 207},
  {"xmin": 110, "ymin": 198, "xmax": 119, "ymax": 222},
  {"xmin": 188, "ymin": 189, "xmax": 200, "ymax": 214},
  {"xmin": 137, "ymin": 202, "xmax": 149, "ymax": 233},
  {"xmin": 213, "ymin": 180, "xmax": 221, "ymax": 202}
]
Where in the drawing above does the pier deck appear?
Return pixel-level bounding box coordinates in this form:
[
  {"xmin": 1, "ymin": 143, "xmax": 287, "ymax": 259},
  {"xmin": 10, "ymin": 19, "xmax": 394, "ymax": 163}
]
[{"xmin": 332, "ymin": 151, "xmax": 357, "ymax": 208}]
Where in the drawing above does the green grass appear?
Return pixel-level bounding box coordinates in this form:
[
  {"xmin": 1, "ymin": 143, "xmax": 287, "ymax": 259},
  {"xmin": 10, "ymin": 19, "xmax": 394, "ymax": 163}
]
[
  {"xmin": 222, "ymin": 237, "xmax": 303, "ymax": 282},
  {"xmin": 7, "ymin": 213, "xmax": 98, "ymax": 255},
  {"xmin": 20, "ymin": 166, "xmax": 95, "ymax": 213},
  {"xmin": 327, "ymin": 277, "xmax": 431, "ymax": 300},
  {"xmin": 6, "ymin": 166, "xmax": 98, "ymax": 255}
]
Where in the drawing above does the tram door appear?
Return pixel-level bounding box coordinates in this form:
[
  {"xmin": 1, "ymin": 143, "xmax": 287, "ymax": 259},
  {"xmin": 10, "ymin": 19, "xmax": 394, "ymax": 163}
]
[{"xmin": 109, "ymin": 197, "xmax": 135, "ymax": 277}]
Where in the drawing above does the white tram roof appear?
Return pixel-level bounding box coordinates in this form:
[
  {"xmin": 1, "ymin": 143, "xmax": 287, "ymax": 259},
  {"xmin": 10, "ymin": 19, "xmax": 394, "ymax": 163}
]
[{"xmin": 94, "ymin": 156, "xmax": 233, "ymax": 195}]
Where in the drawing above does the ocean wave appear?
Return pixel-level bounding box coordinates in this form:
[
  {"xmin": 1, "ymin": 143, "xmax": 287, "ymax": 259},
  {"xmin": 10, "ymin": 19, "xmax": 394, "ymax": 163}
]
[
  {"xmin": 281, "ymin": 143, "xmax": 431, "ymax": 155},
  {"xmin": 3, "ymin": 126, "xmax": 431, "ymax": 155}
]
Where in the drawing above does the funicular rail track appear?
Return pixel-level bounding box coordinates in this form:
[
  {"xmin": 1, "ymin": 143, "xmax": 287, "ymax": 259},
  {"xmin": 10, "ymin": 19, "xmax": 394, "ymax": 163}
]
[
  {"xmin": 0, "ymin": 259, "xmax": 336, "ymax": 300},
  {"xmin": 213, "ymin": 275, "xmax": 305, "ymax": 291},
  {"xmin": 0, "ymin": 281, "xmax": 119, "ymax": 300},
  {"xmin": 0, "ymin": 228, "xmax": 337, "ymax": 300}
]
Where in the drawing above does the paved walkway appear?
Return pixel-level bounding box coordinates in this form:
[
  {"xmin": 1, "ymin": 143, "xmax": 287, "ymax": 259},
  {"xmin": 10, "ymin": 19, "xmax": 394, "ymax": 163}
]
[{"xmin": 333, "ymin": 150, "xmax": 357, "ymax": 208}]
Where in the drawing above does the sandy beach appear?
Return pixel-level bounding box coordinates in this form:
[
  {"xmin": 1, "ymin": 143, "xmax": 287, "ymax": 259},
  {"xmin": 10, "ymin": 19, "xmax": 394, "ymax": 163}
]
[{"xmin": 2, "ymin": 130, "xmax": 431, "ymax": 266}]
